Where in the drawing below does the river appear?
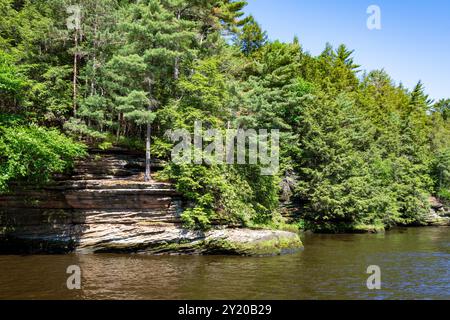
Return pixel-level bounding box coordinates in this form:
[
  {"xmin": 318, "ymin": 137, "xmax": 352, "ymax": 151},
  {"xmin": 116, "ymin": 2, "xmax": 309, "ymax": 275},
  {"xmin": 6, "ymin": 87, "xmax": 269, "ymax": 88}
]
[{"xmin": 0, "ymin": 227, "xmax": 448, "ymax": 300}]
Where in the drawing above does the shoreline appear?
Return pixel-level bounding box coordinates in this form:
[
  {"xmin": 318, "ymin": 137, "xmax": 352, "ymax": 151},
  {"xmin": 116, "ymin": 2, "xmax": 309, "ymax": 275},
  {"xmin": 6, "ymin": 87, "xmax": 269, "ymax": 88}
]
[
  {"xmin": 1, "ymin": 224, "xmax": 448, "ymax": 256},
  {"xmin": 0, "ymin": 150, "xmax": 447, "ymax": 256}
]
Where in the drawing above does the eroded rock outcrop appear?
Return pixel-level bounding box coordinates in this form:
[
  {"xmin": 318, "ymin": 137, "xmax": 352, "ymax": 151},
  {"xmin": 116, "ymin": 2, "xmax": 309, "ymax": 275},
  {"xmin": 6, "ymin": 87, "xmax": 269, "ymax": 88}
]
[
  {"xmin": 424, "ymin": 197, "xmax": 450, "ymax": 226},
  {"xmin": 0, "ymin": 150, "xmax": 303, "ymax": 255}
]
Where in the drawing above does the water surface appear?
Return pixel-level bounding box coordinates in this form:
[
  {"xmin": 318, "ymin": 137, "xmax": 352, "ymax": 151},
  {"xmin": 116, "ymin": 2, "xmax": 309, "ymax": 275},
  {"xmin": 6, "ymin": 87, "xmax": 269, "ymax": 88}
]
[{"xmin": 0, "ymin": 227, "xmax": 448, "ymax": 300}]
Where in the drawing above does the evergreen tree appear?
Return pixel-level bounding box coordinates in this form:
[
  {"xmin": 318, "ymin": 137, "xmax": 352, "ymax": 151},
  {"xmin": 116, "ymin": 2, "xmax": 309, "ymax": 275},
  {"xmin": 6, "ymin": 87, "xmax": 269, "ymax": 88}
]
[
  {"xmin": 1, "ymin": 0, "xmax": 448, "ymax": 231},
  {"xmin": 236, "ymin": 15, "xmax": 267, "ymax": 55},
  {"xmin": 109, "ymin": 0, "xmax": 196, "ymax": 181}
]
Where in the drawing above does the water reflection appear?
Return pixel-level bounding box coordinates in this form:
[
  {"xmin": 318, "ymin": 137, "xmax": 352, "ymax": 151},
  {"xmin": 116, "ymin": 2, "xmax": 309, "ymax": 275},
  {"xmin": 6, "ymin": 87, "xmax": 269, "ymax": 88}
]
[{"xmin": 0, "ymin": 227, "xmax": 448, "ymax": 300}]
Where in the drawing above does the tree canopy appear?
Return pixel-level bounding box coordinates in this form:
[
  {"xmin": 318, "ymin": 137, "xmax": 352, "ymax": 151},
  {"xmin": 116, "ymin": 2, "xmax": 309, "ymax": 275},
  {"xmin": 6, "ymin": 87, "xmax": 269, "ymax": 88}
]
[{"xmin": 0, "ymin": 0, "xmax": 448, "ymax": 231}]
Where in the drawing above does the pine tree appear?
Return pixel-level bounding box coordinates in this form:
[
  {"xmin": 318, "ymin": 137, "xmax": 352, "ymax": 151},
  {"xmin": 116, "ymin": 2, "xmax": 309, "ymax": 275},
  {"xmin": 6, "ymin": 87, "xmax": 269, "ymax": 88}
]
[
  {"xmin": 295, "ymin": 93, "xmax": 381, "ymax": 230},
  {"xmin": 433, "ymin": 99, "xmax": 450, "ymax": 121},
  {"xmin": 68, "ymin": 0, "xmax": 120, "ymax": 138},
  {"xmin": 109, "ymin": 0, "xmax": 196, "ymax": 181},
  {"xmin": 236, "ymin": 15, "xmax": 267, "ymax": 55},
  {"xmin": 214, "ymin": 0, "xmax": 248, "ymax": 33}
]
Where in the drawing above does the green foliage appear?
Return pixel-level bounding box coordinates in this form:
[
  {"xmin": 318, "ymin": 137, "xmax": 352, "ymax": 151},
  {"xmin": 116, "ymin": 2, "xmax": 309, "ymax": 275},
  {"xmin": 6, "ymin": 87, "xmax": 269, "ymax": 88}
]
[
  {"xmin": 156, "ymin": 55, "xmax": 280, "ymax": 230},
  {"xmin": 0, "ymin": 125, "xmax": 86, "ymax": 192},
  {"xmin": 295, "ymin": 94, "xmax": 382, "ymax": 227},
  {"xmin": 236, "ymin": 15, "xmax": 267, "ymax": 55},
  {"xmin": 160, "ymin": 163, "xmax": 279, "ymax": 230},
  {"xmin": 433, "ymin": 149, "xmax": 450, "ymax": 201},
  {"xmin": 0, "ymin": 50, "xmax": 27, "ymax": 110},
  {"xmin": 1, "ymin": 0, "xmax": 448, "ymax": 232}
]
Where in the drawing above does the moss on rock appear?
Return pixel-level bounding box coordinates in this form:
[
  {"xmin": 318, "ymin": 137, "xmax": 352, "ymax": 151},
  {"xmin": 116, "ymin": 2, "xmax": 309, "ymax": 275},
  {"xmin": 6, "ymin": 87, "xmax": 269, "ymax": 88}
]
[
  {"xmin": 201, "ymin": 229, "xmax": 303, "ymax": 256},
  {"xmin": 124, "ymin": 229, "xmax": 303, "ymax": 256}
]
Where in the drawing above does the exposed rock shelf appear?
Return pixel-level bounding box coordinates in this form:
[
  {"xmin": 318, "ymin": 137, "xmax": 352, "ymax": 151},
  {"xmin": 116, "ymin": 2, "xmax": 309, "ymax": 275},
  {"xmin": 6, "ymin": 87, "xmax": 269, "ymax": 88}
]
[
  {"xmin": 0, "ymin": 149, "xmax": 303, "ymax": 255},
  {"xmin": 424, "ymin": 197, "xmax": 450, "ymax": 226}
]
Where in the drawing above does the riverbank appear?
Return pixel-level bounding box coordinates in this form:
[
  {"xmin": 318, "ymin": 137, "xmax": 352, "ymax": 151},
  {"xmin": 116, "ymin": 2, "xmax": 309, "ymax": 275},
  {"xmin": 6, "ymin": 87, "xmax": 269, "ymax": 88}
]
[
  {"xmin": 0, "ymin": 180, "xmax": 302, "ymax": 255},
  {"xmin": 0, "ymin": 149, "xmax": 302, "ymax": 255},
  {"xmin": 283, "ymin": 195, "xmax": 450, "ymax": 234},
  {"xmin": 1, "ymin": 149, "xmax": 447, "ymax": 255},
  {"xmin": 0, "ymin": 225, "xmax": 303, "ymax": 256}
]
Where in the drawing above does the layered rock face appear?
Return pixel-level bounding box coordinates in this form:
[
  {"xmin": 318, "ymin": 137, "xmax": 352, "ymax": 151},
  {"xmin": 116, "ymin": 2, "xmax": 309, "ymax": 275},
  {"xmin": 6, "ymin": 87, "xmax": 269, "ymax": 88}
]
[
  {"xmin": 425, "ymin": 197, "xmax": 450, "ymax": 226},
  {"xmin": 0, "ymin": 149, "xmax": 302, "ymax": 255}
]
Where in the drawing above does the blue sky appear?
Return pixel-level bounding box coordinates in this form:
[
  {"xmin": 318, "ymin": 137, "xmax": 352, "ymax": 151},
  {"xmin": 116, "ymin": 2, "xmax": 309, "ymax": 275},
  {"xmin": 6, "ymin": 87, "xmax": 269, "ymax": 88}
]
[{"xmin": 245, "ymin": 0, "xmax": 450, "ymax": 101}]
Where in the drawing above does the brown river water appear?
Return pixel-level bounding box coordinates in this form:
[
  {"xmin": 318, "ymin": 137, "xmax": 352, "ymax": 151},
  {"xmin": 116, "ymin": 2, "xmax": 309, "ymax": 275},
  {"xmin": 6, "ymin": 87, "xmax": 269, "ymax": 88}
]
[{"xmin": 0, "ymin": 227, "xmax": 448, "ymax": 300}]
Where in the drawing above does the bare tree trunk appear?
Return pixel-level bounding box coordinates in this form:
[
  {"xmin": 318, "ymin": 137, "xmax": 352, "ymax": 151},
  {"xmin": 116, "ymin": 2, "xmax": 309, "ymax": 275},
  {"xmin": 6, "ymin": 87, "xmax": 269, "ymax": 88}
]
[
  {"xmin": 174, "ymin": 56, "xmax": 180, "ymax": 80},
  {"xmin": 174, "ymin": 12, "xmax": 181, "ymax": 80},
  {"xmin": 91, "ymin": 12, "xmax": 98, "ymax": 96},
  {"xmin": 73, "ymin": 30, "xmax": 78, "ymax": 117},
  {"xmin": 145, "ymin": 80, "xmax": 153, "ymax": 182},
  {"xmin": 116, "ymin": 113, "xmax": 121, "ymax": 141},
  {"xmin": 145, "ymin": 120, "xmax": 151, "ymax": 182}
]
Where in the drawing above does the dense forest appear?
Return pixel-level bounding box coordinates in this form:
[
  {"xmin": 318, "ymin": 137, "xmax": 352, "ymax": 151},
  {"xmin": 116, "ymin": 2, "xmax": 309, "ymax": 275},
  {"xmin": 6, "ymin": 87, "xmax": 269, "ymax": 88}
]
[{"xmin": 1, "ymin": 0, "xmax": 449, "ymax": 232}]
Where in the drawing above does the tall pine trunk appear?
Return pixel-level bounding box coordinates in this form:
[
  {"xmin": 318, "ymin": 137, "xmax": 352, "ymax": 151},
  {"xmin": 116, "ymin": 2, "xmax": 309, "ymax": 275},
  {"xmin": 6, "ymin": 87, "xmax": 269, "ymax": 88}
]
[
  {"xmin": 145, "ymin": 120, "xmax": 151, "ymax": 182},
  {"xmin": 174, "ymin": 11, "xmax": 181, "ymax": 80},
  {"xmin": 174, "ymin": 56, "xmax": 179, "ymax": 80},
  {"xmin": 73, "ymin": 30, "xmax": 78, "ymax": 117},
  {"xmin": 145, "ymin": 80, "xmax": 153, "ymax": 182}
]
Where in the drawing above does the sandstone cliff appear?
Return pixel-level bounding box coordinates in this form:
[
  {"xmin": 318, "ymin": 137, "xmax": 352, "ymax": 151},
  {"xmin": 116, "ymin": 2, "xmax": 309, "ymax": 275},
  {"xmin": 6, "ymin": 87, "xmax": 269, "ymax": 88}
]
[{"xmin": 0, "ymin": 149, "xmax": 302, "ymax": 255}]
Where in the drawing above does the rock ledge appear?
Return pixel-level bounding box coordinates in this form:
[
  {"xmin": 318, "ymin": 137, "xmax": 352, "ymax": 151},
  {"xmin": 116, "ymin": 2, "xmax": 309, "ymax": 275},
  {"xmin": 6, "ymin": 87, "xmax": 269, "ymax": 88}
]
[{"xmin": 0, "ymin": 150, "xmax": 303, "ymax": 256}]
